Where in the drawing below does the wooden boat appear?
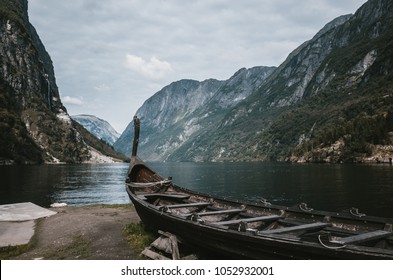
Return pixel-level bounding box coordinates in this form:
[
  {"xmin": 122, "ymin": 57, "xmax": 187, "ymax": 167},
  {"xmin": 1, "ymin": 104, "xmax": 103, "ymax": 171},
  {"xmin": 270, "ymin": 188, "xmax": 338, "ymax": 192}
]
[{"xmin": 126, "ymin": 117, "xmax": 393, "ymax": 259}]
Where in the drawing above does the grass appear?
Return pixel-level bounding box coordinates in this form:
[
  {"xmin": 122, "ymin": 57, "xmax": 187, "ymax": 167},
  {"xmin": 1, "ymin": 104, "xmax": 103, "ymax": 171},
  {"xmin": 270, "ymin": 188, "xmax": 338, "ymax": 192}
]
[
  {"xmin": 42, "ymin": 235, "xmax": 92, "ymax": 260},
  {"xmin": 122, "ymin": 223, "xmax": 156, "ymax": 258},
  {"xmin": 0, "ymin": 244, "xmax": 31, "ymax": 260}
]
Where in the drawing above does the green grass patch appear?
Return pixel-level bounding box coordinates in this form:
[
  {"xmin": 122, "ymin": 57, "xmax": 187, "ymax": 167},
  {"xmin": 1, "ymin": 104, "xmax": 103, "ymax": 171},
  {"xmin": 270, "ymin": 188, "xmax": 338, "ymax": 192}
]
[
  {"xmin": 123, "ymin": 223, "xmax": 156, "ymax": 257},
  {"xmin": 42, "ymin": 235, "xmax": 91, "ymax": 260},
  {"xmin": 0, "ymin": 244, "xmax": 31, "ymax": 260}
]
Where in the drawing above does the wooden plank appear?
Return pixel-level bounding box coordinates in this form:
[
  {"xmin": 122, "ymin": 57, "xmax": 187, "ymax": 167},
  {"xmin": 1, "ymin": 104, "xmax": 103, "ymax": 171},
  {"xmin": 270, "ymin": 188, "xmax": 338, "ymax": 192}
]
[
  {"xmin": 195, "ymin": 208, "xmax": 246, "ymax": 217},
  {"xmin": 260, "ymin": 222, "xmax": 331, "ymax": 234},
  {"xmin": 141, "ymin": 248, "xmax": 171, "ymax": 260},
  {"xmin": 127, "ymin": 180, "xmax": 171, "ymax": 188},
  {"xmin": 151, "ymin": 236, "xmax": 172, "ymax": 254},
  {"xmin": 138, "ymin": 193, "xmax": 191, "ymax": 200},
  {"xmin": 161, "ymin": 202, "xmax": 212, "ymax": 209},
  {"xmin": 330, "ymin": 230, "xmax": 392, "ymax": 245},
  {"xmin": 213, "ymin": 215, "xmax": 281, "ymax": 226}
]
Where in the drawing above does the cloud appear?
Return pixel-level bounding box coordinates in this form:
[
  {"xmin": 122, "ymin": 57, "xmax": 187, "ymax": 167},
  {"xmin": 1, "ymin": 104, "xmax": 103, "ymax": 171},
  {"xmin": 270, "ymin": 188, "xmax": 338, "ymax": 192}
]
[
  {"xmin": 28, "ymin": 0, "xmax": 367, "ymax": 132},
  {"xmin": 62, "ymin": 96, "xmax": 84, "ymax": 105},
  {"xmin": 125, "ymin": 54, "xmax": 173, "ymax": 80},
  {"xmin": 94, "ymin": 84, "xmax": 110, "ymax": 92}
]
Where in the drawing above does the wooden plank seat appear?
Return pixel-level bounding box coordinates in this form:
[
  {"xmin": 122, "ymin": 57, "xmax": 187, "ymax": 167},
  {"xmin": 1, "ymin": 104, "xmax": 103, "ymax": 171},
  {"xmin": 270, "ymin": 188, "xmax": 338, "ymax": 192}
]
[
  {"xmin": 127, "ymin": 180, "xmax": 171, "ymax": 188},
  {"xmin": 259, "ymin": 222, "xmax": 331, "ymax": 234},
  {"xmin": 330, "ymin": 230, "xmax": 392, "ymax": 245},
  {"xmin": 184, "ymin": 208, "xmax": 246, "ymax": 218},
  {"xmin": 137, "ymin": 193, "xmax": 191, "ymax": 201},
  {"xmin": 197, "ymin": 208, "xmax": 246, "ymax": 217},
  {"xmin": 213, "ymin": 215, "xmax": 281, "ymax": 226},
  {"xmin": 160, "ymin": 202, "xmax": 212, "ymax": 210}
]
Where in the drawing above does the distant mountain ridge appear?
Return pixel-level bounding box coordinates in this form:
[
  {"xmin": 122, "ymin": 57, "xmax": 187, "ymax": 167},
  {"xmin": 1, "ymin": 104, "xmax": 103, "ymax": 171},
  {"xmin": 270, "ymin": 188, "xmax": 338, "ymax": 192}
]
[
  {"xmin": 115, "ymin": 0, "xmax": 393, "ymax": 163},
  {"xmin": 114, "ymin": 66, "xmax": 276, "ymax": 160},
  {"xmin": 72, "ymin": 114, "xmax": 120, "ymax": 146}
]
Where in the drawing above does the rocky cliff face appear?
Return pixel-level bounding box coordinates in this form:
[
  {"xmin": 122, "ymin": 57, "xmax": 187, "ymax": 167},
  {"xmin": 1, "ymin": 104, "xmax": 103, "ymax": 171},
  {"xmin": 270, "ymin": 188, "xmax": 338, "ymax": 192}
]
[
  {"xmin": 114, "ymin": 66, "xmax": 275, "ymax": 160},
  {"xmin": 116, "ymin": 0, "xmax": 393, "ymax": 163},
  {"xmin": 0, "ymin": 0, "xmax": 120, "ymax": 164},
  {"xmin": 72, "ymin": 114, "xmax": 120, "ymax": 146},
  {"xmin": 197, "ymin": 0, "xmax": 393, "ymax": 163}
]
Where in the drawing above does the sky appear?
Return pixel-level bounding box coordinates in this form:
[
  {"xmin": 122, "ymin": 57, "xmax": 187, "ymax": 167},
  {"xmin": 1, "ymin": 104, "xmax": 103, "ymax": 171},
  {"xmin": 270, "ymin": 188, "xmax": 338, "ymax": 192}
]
[{"xmin": 28, "ymin": 0, "xmax": 367, "ymax": 133}]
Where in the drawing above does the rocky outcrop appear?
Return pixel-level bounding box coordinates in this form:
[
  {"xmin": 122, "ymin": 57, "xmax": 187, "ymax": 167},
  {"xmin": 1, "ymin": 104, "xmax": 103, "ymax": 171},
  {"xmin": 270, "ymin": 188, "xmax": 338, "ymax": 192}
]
[
  {"xmin": 0, "ymin": 0, "xmax": 124, "ymax": 164},
  {"xmin": 0, "ymin": 0, "xmax": 91, "ymax": 163},
  {"xmin": 114, "ymin": 66, "xmax": 275, "ymax": 160}
]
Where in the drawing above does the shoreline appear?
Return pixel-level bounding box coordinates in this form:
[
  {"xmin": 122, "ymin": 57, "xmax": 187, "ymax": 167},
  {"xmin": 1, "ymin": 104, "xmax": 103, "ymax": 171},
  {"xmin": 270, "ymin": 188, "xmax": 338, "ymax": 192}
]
[{"xmin": 2, "ymin": 204, "xmax": 144, "ymax": 260}]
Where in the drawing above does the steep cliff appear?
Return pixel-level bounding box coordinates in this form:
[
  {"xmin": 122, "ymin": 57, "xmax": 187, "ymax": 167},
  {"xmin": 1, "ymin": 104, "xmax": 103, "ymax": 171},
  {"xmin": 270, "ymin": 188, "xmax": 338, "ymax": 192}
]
[
  {"xmin": 172, "ymin": 0, "xmax": 393, "ymax": 162},
  {"xmin": 116, "ymin": 0, "xmax": 393, "ymax": 163},
  {"xmin": 114, "ymin": 67, "xmax": 275, "ymax": 160},
  {"xmin": 0, "ymin": 0, "xmax": 122, "ymax": 164}
]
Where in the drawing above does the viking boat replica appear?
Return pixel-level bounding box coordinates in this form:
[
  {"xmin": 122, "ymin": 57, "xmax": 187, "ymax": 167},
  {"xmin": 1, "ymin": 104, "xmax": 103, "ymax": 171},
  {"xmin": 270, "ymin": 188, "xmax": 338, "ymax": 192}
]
[{"xmin": 126, "ymin": 117, "xmax": 393, "ymax": 259}]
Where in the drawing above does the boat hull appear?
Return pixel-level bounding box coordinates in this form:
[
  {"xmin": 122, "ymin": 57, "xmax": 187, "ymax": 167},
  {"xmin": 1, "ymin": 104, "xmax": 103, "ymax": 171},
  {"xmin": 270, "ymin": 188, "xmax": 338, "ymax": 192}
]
[{"xmin": 127, "ymin": 189, "xmax": 392, "ymax": 260}]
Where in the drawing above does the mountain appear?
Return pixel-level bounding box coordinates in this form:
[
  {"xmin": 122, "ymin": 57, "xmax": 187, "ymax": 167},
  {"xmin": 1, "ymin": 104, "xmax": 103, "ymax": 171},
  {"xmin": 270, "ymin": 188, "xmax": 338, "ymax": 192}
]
[
  {"xmin": 71, "ymin": 115, "xmax": 120, "ymax": 146},
  {"xmin": 206, "ymin": 0, "xmax": 393, "ymax": 163},
  {"xmin": 114, "ymin": 66, "xmax": 276, "ymax": 160},
  {"xmin": 116, "ymin": 0, "xmax": 393, "ymax": 163},
  {"xmin": 0, "ymin": 0, "xmax": 126, "ymax": 164}
]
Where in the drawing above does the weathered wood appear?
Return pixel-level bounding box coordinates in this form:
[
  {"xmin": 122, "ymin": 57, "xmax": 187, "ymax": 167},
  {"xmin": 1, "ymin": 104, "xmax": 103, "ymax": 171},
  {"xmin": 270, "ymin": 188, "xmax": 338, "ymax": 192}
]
[
  {"xmin": 260, "ymin": 222, "xmax": 331, "ymax": 234},
  {"xmin": 141, "ymin": 248, "xmax": 171, "ymax": 260},
  {"xmin": 330, "ymin": 230, "xmax": 392, "ymax": 245},
  {"xmin": 188, "ymin": 208, "xmax": 246, "ymax": 217},
  {"xmin": 137, "ymin": 193, "xmax": 191, "ymax": 200},
  {"xmin": 169, "ymin": 234, "xmax": 180, "ymax": 260},
  {"xmin": 213, "ymin": 215, "xmax": 281, "ymax": 226},
  {"xmin": 151, "ymin": 236, "xmax": 172, "ymax": 254},
  {"xmin": 143, "ymin": 231, "xmax": 182, "ymax": 260},
  {"xmin": 132, "ymin": 115, "xmax": 140, "ymax": 157},
  {"xmin": 161, "ymin": 202, "xmax": 212, "ymax": 210},
  {"xmin": 127, "ymin": 180, "xmax": 171, "ymax": 188}
]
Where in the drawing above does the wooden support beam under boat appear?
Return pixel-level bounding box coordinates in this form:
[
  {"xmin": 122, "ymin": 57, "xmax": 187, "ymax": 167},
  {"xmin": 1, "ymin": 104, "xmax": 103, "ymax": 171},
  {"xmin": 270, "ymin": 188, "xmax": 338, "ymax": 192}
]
[
  {"xmin": 330, "ymin": 230, "xmax": 392, "ymax": 245},
  {"xmin": 259, "ymin": 222, "xmax": 331, "ymax": 234}
]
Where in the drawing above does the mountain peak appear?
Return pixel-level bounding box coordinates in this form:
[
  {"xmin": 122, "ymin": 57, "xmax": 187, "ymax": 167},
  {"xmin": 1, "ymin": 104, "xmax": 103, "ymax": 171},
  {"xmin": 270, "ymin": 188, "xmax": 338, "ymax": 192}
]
[{"xmin": 71, "ymin": 115, "xmax": 120, "ymax": 146}]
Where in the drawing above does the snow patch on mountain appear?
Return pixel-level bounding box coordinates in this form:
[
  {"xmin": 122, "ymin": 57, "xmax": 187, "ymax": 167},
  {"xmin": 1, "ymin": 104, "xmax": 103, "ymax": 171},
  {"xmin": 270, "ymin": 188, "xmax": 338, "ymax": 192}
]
[{"xmin": 71, "ymin": 114, "xmax": 120, "ymax": 145}]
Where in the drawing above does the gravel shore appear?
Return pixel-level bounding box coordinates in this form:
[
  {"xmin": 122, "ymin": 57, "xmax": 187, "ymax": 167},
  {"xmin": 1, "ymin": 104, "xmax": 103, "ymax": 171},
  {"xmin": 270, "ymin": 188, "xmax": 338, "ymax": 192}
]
[{"xmin": 10, "ymin": 204, "xmax": 141, "ymax": 260}]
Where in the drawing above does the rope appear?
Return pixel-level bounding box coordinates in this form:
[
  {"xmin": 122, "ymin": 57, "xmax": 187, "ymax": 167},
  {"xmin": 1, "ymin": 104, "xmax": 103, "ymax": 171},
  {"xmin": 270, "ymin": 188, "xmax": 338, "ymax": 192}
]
[
  {"xmin": 350, "ymin": 208, "xmax": 366, "ymax": 217},
  {"xmin": 318, "ymin": 235, "xmax": 346, "ymax": 250},
  {"xmin": 299, "ymin": 203, "xmax": 313, "ymax": 212}
]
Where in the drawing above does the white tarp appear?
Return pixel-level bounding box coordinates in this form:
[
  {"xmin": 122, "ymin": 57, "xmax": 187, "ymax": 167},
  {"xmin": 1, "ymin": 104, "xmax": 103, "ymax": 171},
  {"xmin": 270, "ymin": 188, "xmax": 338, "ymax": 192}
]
[
  {"xmin": 0, "ymin": 202, "xmax": 56, "ymax": 222},
  {"xmin": 0, "ymin": 202, "xmax": 57, "ymax": 247}
]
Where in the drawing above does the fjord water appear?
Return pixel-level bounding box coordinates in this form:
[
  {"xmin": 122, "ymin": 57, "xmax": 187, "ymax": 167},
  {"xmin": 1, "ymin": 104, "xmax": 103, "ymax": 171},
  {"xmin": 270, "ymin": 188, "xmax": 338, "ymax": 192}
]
[{"xmin": 1, "ymin": 162, "xmax": 393, "ymax": 218}]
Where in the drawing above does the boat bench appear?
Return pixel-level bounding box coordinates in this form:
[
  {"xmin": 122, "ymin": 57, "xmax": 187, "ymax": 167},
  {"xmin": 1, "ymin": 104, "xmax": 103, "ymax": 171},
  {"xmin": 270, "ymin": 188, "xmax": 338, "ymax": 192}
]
[
  {"xmin": 330, "ymin": 230, "xmax": 393, "ymax": 245},
  {"xmin": 197, "ymin": 208, "xmax": 246, "ymax": 217},
  {"xmin": 137, "ymin": 193, "xmax": 191, "ymax": 201},
  {"xmin": 127, "ymin": 180, "xmax": 171, "ymax": 188},
  {"xmin": 213, "ymin": 215, "xmax": 281, "ymax": 226},
  {"xmin": 160, "ymin": 202, "xmax": 212, "ymax": 210},
  {"xmin": 260, "ymin": 222, "xmax": 331, "ymax": 234},
  {"xmin": 184, "ymin": 208, "xmax": 246, "ymax": 218}
]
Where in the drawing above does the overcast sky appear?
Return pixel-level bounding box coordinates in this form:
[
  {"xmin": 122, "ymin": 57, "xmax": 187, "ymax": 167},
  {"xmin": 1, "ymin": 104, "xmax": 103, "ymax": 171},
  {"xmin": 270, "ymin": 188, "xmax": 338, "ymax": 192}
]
[{"xmin": 28, "ymin": 0, "xmax": 367, "ymax": 133}]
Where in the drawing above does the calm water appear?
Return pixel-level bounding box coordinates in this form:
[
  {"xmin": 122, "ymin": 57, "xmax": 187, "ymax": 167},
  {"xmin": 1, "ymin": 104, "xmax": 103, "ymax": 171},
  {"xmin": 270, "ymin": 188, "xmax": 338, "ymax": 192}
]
[{"xmin": 1, "ymin": 162, "xmax": 393, "ymax": 218}]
